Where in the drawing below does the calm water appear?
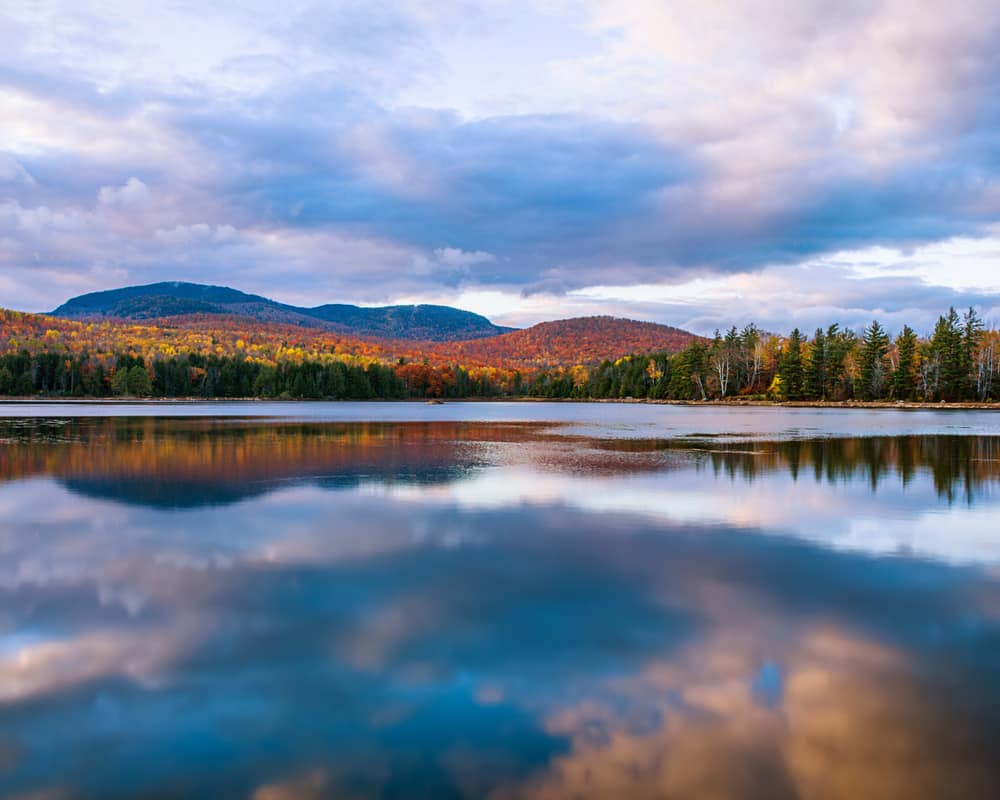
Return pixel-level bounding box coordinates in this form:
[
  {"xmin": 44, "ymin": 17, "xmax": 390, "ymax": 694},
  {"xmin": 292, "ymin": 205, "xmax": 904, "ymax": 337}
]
[{"xmin": 1, "ymin": 404, "xmax": 1000, "ymax": 799}]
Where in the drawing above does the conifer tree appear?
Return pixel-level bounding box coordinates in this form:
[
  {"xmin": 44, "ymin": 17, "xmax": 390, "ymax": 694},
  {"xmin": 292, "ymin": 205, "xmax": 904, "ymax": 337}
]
[
  {"xmin": 739, "ymin": 324, "xmax": 762, "ymax": 393},
  {"xmin": 891, "ymin": 325, "xmax": 918, "ymax": 400},
  {"xmin": 127, "ymin": 365, "xmax": 153, "ymax": 397},
  {"xmin": 110, "ymin": 367, "xmax": 130, "ymax": 396},
  {"xmin": 859, "ymin": 320, "xmax": 890, "ymax": 400},
  {"xmin": 780, "ymin": 328, "xmax": 805, "ymax": 400},
  {"xmin": 961, "ymin": 307, "xmax": 984, "ymax": 400},
  {"xmin": 804, "ymin": 327, "xmax": 826, "ymax": 400},
  {"xmin": 933, "ymin": 308, "xmax": 965, "ymax": 400},
  {"xmin": 823, "ymin": 323, "xmax": 855, "ymax": 400}
]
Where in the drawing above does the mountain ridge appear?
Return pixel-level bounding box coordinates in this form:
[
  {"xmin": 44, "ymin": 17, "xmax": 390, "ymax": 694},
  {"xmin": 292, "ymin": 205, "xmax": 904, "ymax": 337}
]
[
  {"xmin": 51, "ymin": 282, "xmax": 515, "ymax": 342},
  {"xmin": 45, "ymin": 281, "xmax": 702, "ymax": 361}
]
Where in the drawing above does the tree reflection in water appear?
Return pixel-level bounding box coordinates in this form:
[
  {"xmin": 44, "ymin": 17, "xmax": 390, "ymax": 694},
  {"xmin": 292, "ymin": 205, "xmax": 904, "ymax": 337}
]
[{"xmin": 0, "ymin": 418, "xmax": 998, "ymax": 798}]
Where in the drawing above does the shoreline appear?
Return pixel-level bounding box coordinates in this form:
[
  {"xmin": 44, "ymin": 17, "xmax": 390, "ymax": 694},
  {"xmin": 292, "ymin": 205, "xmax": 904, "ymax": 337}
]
[{"xmin": 1, "ymin": 397, "xmax": 999, "ymax": 411}]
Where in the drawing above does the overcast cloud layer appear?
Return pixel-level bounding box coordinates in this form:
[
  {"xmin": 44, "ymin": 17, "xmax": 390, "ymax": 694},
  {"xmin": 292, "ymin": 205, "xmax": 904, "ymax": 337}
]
[{"xmin": 2, "ymin": 0, "xmax": 1000, "ymax": 333}]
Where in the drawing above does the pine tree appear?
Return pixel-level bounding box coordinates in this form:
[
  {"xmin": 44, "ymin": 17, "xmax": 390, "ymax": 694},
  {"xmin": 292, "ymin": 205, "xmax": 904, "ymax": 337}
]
[
  {"xmin": 739, "ymin": 324, "xmax": 762, "ymax": 393},
  {"xmin": 779, "ymin": 328, "xmax": 805, "ymax": 400},
  {"xmin": 891, "ymin": 325, "xmax": 918, "ymax": 400},
  {"xmin": 823, "ymin": 323, "xmax": 855, "ymax": 400},
  {"xmin": 110, "ymin": 367, "xmax": 130, "ymax": 396},
  {"xmin": 859, "ymin": 320, "xmax": 890, "ymax": 400},
  {"xmin": 933, "ymin": 308, "xmax": 964, "ymax": 401},
  {"xmin": 689, "ymin": 341, "xmax": 709, "ymax": 400},
  {"xmin": 803, "ymin": 327, "xmax": 826, "ymax": 400},
  {"xmin": 127, "ymin": 365, "xmax": 153, "ymax": 397},
  {"xmin": 961, "ymin": 307, "xmax": 984, "ymax": 401}
]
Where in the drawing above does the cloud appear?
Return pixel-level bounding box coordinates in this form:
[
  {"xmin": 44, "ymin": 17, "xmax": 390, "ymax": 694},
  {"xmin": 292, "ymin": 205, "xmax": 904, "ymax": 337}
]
[
  {"xmin": 1, "ymin": 1, "xmax": 999, "ymax": 323},
  {"xmin": 4, "ymin": 471, "xmax": 1000, "ymax": 795},
  {"xmin": 97, "ymin": 176, "xmax": 150, "ymax": 208},
  {"xmin": 431, "ymin": 247, "xmax": 495, "ymax": 268},
  {"xmin": 565, "ymin": 256, "xmax": 1000, "ymax": 335},
  {"xmin": 501, "ymin": 624, "xmax": 1000, "ymax": 800},
  {"xmin": 3, "ymin": 421, "xmax": 1000, "ymax": 796},
  {"xmin": 0, "ymin": 622, "xmax": 204, "ymax": 704},
  {"xmin": 0, "ymin": 152, "xmax": 35, "ymax": 184}
]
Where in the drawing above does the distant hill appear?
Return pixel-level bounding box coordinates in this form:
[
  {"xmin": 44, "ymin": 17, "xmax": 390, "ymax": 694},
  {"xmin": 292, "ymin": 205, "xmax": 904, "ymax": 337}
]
[
  {"xmin": 51, "ymin": 282, "xmax": 514, "ymax": 342},
  {"xmin": 44, "ymin": 283, "xmax": 702, "ymax": 364},
  {"xmin": 434, "ymin": 315, "xmax": 702, "ymax": 367}
]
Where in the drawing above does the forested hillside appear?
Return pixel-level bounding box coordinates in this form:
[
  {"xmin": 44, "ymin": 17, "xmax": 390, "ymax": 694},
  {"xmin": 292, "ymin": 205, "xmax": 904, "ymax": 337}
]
[
  {"xmin": 1, "ymin": 305, "xmax": 997, "ymax": 402},
  {"xmin": 432, "ymin": 316, "xmax": 699, "ymax": 367},
  {"xmin": 560, "ymin": 312, "xmax": 998, "ymax": 403},
  {"xmin": 51, "ymin": 282, "xmax": 514, "ymax": 341},
  {"xmin": 0, "ymin": 307, "xmax": 698, "ymax": 398}
]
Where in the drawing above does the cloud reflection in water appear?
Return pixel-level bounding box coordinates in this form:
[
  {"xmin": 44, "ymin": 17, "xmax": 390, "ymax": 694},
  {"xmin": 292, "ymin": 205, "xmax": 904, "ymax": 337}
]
[{"xmin": 0, "ymin": 419, "xmax": 998, "ymax": 798}]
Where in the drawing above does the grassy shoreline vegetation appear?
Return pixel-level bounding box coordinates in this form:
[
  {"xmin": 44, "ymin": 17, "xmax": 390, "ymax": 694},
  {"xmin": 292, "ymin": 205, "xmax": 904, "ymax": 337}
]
[{"xmin": 1, "ymin": 305, "xmax": 997, "ymax": 404}]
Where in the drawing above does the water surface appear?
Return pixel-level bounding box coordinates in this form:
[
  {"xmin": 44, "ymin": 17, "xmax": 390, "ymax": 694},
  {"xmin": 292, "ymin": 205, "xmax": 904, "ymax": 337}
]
[
  {"xmin": 2, "ymin": 399, "xmax": 999, "ymax": 439},
  {"xmin": 1, "ymin": 407, "xmax": 999, "ymax": 798}
]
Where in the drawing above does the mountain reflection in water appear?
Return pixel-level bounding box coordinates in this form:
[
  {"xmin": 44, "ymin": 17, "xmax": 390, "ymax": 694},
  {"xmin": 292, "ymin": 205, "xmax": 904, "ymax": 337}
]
[{"xmin": 0, "ymin": 417, "xmax": 998, "ymax": 799}]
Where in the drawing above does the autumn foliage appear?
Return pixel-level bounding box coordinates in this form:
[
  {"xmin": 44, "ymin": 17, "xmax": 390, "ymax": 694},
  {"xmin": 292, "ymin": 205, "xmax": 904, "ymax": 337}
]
[
  {"xmin": 2, "ymin": 305, "xmax": 999, "ymax": 402},
  {"xmin": 0, "ymin": 307, "xmax": 700, "ymax": 392},
  {"xmin": 430, "ymin": 316, "xmax": 699, "ymax": 369}
]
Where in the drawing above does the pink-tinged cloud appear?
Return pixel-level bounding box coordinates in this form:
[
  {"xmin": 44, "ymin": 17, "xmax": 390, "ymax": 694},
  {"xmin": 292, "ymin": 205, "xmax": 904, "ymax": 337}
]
[{"xmin": 0, "ymin": 0, "xmax": 998, "ymax": 329}]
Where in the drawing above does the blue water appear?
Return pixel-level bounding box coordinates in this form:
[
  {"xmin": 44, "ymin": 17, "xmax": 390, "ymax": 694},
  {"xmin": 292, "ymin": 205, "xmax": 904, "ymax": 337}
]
[{"xmin": 0, "ymin": 407, "xmax": 998, "ymax": 798}]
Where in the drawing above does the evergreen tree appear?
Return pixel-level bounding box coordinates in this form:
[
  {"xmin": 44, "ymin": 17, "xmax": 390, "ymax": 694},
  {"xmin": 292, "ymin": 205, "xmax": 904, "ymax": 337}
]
[
  {"xmin": 823, "ymin": 323, "xmax": 855, "ymax": 400},
  {"xmin": 127, "ymin": 365, "xmax": 153, "ymax": 397},
  {"xmin": 739, "ymin": 324, "xmax": 762, "ymax": 393},
  {"xmin": 803, "ymin": 327, "xmax": 826, "ymax": 400},
  {"xmin": 81, "ymin": 363, "xmax": 106, "ymax": 396},
  {"xmin": 961, "ymin": 307, "xmax": 984, "ymax": 400},
  {"xmin": 253, "ymin": 365, "xmax": 278, "ymax": 397},
  {"xmin": 668, "ymin": 342, "xmax": 709, "ymax": 400},
  {"xmin": 110, "ymin": 367, "xmax": 130, "ymax": 396},
  {"xmin": 779, "ymin": 329, "xmax": 805, "ymax": 400},
  {"xmin": 891, "ymin": 325, "xmax": 918, "ymax": 400},
  {"xmin": 932, "ymin": 307, "xmax": 965, "ymax": 401},
  {"xmin": 688, "ymin": 341, "xmax": 709, "ymax": 400},
  {"xmin": 858, "ymin": 320, "xmax": 890, "ymax": 400}
]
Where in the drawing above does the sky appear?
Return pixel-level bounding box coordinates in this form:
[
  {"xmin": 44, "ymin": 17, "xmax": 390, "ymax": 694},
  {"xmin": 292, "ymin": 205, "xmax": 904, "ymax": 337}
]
[{"xmin": 2, "ymin": 0, "xmax": 1000, "ymax": 335}]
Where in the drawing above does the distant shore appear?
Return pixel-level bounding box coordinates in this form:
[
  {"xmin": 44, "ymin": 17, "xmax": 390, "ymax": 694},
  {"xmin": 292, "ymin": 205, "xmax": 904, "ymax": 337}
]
[
  {"xmin": 1, "ymin": 396, "xmax": 999, "ymax": 411},
  {"xmin": 593, "ymin": 398, "xmax": 1000, "ymax": 411}
]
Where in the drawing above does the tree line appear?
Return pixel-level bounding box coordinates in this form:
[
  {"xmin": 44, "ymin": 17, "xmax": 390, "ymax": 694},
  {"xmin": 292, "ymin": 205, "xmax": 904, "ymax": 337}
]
[
  {"xmin": 527, "ymin": 307, "xmax": 998, "ymax": 402},
  {"xmin": 0, "ymin": 351, "xmax": 514, "ymax": 400},
  {"xmin": 1, "ymin": 307, "xmax": 996, "ymax": 403}
]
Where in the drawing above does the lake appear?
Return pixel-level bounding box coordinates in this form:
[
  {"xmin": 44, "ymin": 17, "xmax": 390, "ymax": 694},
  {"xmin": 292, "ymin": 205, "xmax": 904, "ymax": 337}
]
[{"xmin": 1, "ymin": 403, "xmax": 999, "ymax": 799}]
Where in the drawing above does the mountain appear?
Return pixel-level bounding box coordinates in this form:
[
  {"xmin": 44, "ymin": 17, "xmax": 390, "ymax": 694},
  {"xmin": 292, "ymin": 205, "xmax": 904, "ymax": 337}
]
[
  {"xmin": 51, "ymin": 282, "xmax": 514, "ymax": 342},
  {"xmin": 433, "ymin": 316, "xmax": 702, "ymax": 367},
  {"xmin": 44, "ymin": 283, "xmax": 702, "ymax": 364}
]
